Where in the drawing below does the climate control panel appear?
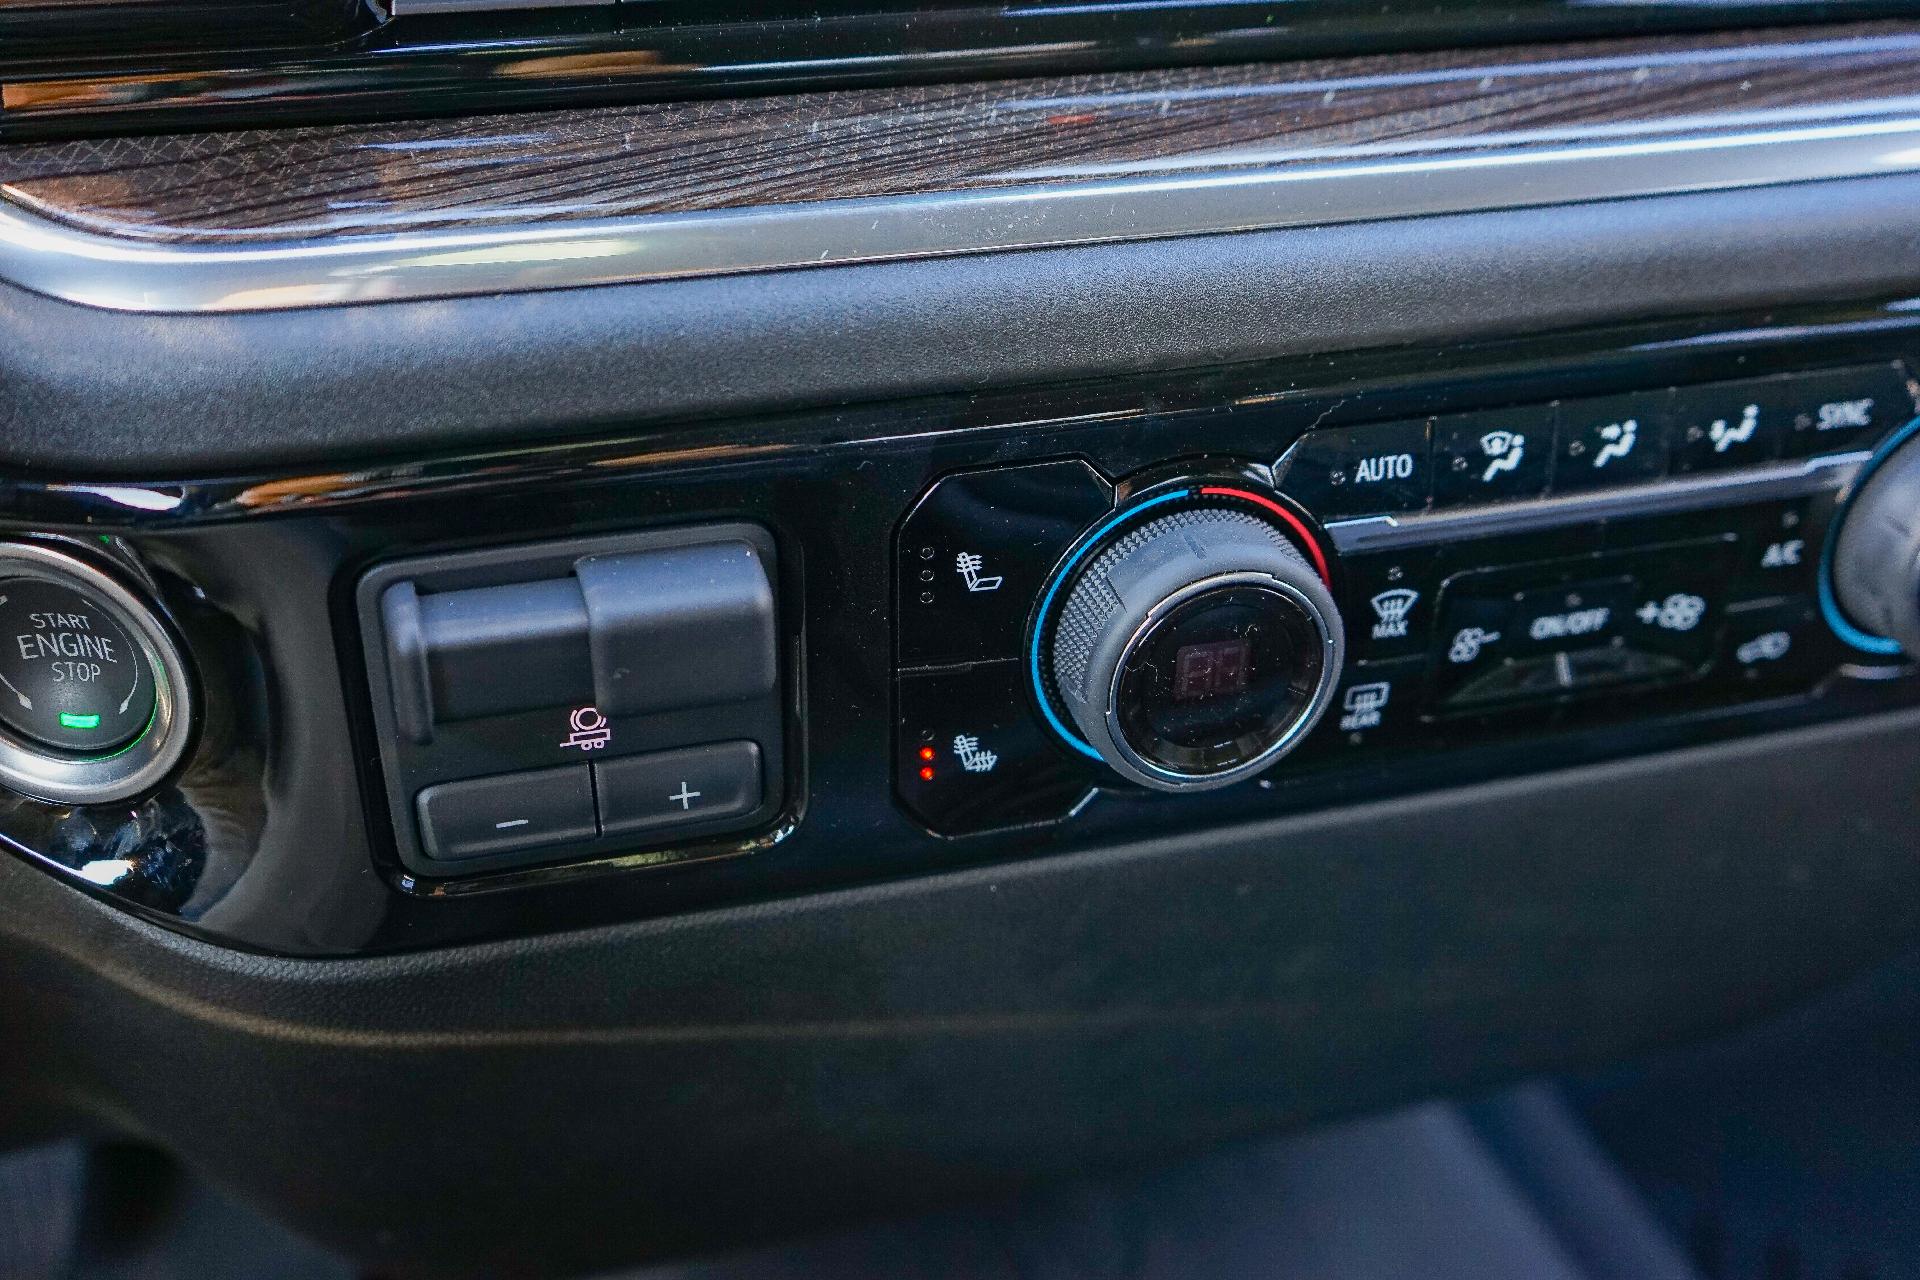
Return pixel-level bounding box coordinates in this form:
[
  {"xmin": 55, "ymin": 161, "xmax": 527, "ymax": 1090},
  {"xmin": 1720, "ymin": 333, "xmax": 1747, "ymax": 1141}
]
[
  {"xmin": 896, "ymin": 360, "xmax": 1919, "ymax": 836},
  {"xmin": 5, "ymin": 317, "xmax": 1920, "ymax": 954}
]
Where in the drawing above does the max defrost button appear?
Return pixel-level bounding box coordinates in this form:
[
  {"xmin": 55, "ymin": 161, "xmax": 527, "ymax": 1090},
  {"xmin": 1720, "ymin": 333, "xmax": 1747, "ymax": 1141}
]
[
  {"xmin": 416, "ymin": 765, "xmax": 597, "ymax": 862},
  {"xmin": 0, "ymin": 577, "xmax": 155, "ymax": 752},
  {"xmin": 594, "ymin": 741, "xmax": 762, "ymax": 837}
]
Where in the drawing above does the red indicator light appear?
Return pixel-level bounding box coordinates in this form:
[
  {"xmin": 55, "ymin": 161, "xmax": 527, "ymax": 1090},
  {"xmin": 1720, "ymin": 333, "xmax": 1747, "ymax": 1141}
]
[
  {"xmin": 918, "ymin": 746, "xmax": 936, "ymax": 761},
  {"xmin": 918, "ymin": 766, "xmax": 936, "ymax": 782}
]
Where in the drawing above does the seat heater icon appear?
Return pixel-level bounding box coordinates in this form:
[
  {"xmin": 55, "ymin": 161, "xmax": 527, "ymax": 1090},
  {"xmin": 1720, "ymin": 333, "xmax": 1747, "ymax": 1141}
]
[
  {"xmin": 953, "ymin": 734, "xmax": 998, "ymax": 773},
  {"xmin": 955, "ymin": 552, "xmax": 1003, "ymax": 593}
]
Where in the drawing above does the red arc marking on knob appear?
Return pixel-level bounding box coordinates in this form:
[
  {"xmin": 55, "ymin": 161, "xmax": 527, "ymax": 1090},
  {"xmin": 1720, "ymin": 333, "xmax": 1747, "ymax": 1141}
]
[{"xmin": 1197, "ymin": 486, "xmax": 1333, "ymax": 587}]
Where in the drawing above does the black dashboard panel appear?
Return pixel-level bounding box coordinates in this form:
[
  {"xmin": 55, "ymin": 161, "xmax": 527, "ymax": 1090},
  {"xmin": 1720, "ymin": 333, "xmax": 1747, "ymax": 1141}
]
[
  {"xmin": 11, "ymin": 172, "xmax": 1920, "ymax": 478},
  {"xmin": 1, "ymin": 305, "xmax": 1917, "ymax": 957},
  {"xmin": 7, "ymin": 8, "xmax": 1920, "ymax": 1269},
  {"xmin": 4, "ymin": 706, "xmax": 1917, "ymax": 1275}
]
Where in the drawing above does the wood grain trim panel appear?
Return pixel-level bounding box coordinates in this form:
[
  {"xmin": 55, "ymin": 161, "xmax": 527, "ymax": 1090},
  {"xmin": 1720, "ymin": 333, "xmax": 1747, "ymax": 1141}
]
[{"xmin": 5, "ymin": 21, "xmax": 1920, "ymax": 244}]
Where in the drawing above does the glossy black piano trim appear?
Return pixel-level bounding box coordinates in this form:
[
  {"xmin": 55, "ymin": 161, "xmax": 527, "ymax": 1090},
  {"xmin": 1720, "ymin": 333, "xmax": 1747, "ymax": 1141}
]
[
  {"xmin": 9, "ymin": 0, "xmax": 1920, "ymax": 140},
  {"xmin": 2, "ymin": 299, "xmax": 1919, "ymax": 956}
]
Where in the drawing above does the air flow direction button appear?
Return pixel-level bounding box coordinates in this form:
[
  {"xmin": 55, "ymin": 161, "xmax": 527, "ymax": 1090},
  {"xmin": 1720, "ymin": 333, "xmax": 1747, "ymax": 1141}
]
[
  {"xmin": 1554, "ymin": 392, "xmax": 1669, "ymax": 492},
  {"xmin": 1431, "ymin": 405, "xmax": 1552, "ymax": 505}
]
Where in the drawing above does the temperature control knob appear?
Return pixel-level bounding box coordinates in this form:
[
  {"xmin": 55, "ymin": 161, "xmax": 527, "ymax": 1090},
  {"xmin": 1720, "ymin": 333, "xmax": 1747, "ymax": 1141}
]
[
  {"xmin": 1046, "ymin": 503, "xmax": 1343, "ymax": 791},
  {"xmin": 1830, "ymin": 427, "xmax": 1920, "ymax": 656}
]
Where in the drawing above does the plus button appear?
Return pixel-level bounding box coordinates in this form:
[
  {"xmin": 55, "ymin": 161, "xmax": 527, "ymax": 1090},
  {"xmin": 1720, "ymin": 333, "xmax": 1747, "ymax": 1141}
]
[{"xmin": 668, "ymin": 782, "xmax": 702, "ymax": 811}]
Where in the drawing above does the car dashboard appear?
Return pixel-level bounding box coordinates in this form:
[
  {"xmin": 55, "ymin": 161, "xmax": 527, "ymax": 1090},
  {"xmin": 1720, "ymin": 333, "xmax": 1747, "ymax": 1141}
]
[{"xmin": 2, "ymin": 3, "xmax": 1919, "ymax": 1275}]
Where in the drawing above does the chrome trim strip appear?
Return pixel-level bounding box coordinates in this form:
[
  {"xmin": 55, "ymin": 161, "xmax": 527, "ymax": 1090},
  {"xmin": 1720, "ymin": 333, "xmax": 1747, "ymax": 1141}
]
[
  {"xmin": 8, "ymin": 117, "xmax": 1920, "ymax": 314},
  {"xmin": 1326, "ymin": 452, "xmax": 1869, "ymax": 554},
  {"xmin": 0, "ymin": 541, "xmax": 194, "ymax": 805}
]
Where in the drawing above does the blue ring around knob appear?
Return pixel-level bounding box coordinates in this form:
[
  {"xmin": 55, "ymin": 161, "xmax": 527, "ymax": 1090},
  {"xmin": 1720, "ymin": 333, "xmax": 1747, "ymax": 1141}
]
[
  {"xmin": 1028, "ymin": 488, "xmax": 1194, "ymax": 760},
  {"xmin": 1817, "ymin": 412, "xmax": 1920, "ymax": 655}
]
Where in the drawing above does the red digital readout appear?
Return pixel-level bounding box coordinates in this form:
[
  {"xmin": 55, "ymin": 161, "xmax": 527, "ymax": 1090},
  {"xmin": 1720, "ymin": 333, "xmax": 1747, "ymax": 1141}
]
[{"xmin": 1172, "ymin": 638, "xmax": 1251, "ymax": 702}]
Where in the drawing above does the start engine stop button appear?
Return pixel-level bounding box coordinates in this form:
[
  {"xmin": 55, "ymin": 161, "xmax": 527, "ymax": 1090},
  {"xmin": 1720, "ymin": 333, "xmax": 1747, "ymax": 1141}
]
[{"xmin": 0, "ymin": 576, "xmax": 156, "ymax": 753}]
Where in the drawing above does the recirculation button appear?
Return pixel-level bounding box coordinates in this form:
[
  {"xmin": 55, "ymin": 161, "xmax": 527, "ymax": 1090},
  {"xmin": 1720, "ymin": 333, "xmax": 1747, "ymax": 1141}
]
[{"xmin": 0, "ymin": 576, "xmax": 156, "ymax": 753}]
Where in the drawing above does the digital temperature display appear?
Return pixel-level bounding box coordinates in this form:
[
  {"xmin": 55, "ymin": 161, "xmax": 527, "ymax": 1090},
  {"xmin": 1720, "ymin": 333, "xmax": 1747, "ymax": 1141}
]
[{"xmin": 1171, "ymin": 638, "xmax": 1251, "ymax": 702}]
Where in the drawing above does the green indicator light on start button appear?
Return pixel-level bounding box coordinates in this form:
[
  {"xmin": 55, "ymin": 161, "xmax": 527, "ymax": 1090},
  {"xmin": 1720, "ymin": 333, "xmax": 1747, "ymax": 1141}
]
[{"xmin": 0, "ymin": 576, "xmax": 156, "ymax": 753}]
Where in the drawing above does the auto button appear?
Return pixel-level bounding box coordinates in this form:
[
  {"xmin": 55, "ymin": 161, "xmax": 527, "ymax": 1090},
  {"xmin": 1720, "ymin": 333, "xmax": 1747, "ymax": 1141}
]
[{"xmin": 1274, "ymin": 420, "xmax": 1431, "ymax": 518}]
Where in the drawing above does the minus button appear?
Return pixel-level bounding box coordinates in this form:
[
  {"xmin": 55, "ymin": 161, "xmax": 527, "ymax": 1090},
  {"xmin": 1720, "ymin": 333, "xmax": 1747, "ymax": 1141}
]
[{"xmin": 416, "ymin": 764, "xmax": 597, "ymax": 863}]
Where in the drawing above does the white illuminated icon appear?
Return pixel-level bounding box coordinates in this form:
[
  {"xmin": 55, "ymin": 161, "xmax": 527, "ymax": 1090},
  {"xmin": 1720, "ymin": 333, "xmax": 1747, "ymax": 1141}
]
[
  {"xmin": 1817, "ymin": 398, "xmax": 1874, "ymax": 431},
  {"xmin": 1635, "ymin": 593, "xmax": 1706, "ymax": 632},
  {"xmin": 1448, "ymin": 626, "xmax": 1501, "ymax": 664},
  {"xmin": 1479, "ymin": 430, "xmax": 1525, "ymax": 482},
  {"xmin": 1339, "ymin": 681, "xmax": 1391, "ymax": 732},
  {"xmin": 1369, "ymin": 588, "xmax": 1419, "ymax": 640},
  {"xmin": 560, "ymin": 705, "xmax": 612, "ymax": 751},
  {"xmin": 952, "ymin": 733, "xmax": 999, "ymax": 773},
  {"xmin": 1708, "ymin": 404, "xmax": 1759, "ymax": 453},
  {"xmin": 955, "ymin": 552, "xmax": 1003, "ymax": 593},
  {"xmin": 1736, "ymin": 631, "xmax": 1793, "ymax": 665},
  {"xmin": 1594, "ymin": 419, "xmax": 1638, "ymax": 468},
  {"xmin": 1761, "ymin": 539, "xmax": 1804, "ymax": 569},
  {"xmin": 1528, "ymin": 605, "xmax": 1611, "ymax": 643}
]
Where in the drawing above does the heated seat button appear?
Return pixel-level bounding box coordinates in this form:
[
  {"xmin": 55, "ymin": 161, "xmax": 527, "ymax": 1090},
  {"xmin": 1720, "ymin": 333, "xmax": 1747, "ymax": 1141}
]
[
  {"xmin": 897, "ymin": 661, "xmax": 1095, "ymax": 836},
  {"xmin": 1431, "ymin": 405, "xmax": 1552, "ymax": 506},
  {"xmin": 1274, "ymin": 419, "xmax": 1431, "ymax": 518},
  {"xmin": 0, "ymin": 576, "xmax": 156, "ymax": 753},
  {"xmin": 1778, "ymin": 363, "xmax": 1915, "ymax": 457},
  {"xmin": 898, "ymin": 461, "xmax": 1113, "ymax": 668},
  {"xmin": 416, "ymin": 765, "xmax": 597, "ymax": 862},
  {"xmin": 1555, "ymin": 392, "xmax": 1669, "ymax": 491},
  {"xmin": 594, "ymin": 741, "xmax": 763, "ymax": 837}
]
